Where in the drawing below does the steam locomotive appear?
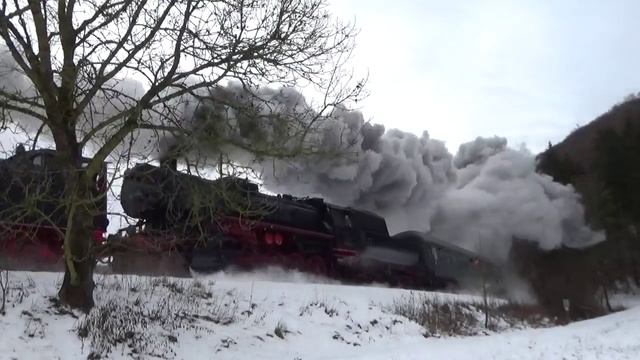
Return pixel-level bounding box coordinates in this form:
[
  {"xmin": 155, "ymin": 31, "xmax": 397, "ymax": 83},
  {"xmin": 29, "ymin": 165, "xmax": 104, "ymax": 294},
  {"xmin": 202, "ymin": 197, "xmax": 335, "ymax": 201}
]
[
  {"xmin": 0, "ymin": 148, "xmax": 490, "ymax": 289},
  {"xmin": 110, "ymin": 162, "xmax": 489, "ymax": 288}
]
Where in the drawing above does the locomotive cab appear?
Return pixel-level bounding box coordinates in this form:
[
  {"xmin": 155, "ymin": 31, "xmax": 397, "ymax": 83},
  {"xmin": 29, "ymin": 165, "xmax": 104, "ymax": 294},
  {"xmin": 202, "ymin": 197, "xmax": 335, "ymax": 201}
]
[{"xmin": 327, "ymin": 206, "xmax": 390, "ymax": 250}]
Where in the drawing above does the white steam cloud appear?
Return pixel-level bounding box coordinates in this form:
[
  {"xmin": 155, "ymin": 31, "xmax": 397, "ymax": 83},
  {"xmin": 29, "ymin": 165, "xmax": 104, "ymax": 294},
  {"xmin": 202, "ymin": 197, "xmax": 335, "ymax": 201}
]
[{"xmin": 430, "ymin": 137, "xmax": 604, "ymax": 261}]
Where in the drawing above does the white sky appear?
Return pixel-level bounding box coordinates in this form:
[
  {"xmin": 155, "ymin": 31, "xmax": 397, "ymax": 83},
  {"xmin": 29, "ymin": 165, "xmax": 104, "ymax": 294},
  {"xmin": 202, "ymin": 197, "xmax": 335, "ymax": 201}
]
[{"xmin": 329, "ymin": 0, "xmax": 640, "ymax": 153}]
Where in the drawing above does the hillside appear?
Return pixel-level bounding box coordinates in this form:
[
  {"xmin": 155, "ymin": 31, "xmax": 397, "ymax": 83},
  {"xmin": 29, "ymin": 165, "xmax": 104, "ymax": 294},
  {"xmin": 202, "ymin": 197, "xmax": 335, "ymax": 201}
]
[
  {"xmin": 1, "ymin": 270, "xmax": 639, "ymax": 359},
  {"xmin": 542, "ymin": 98, "xmax": 640, "ymax": 172},
  {"xmin": 537, "ymin": 98, "xmax": 640, "ymax": 224},
  {"xmin": 537, "ymin": 97, "xmax": 640, "ymax": 286}
]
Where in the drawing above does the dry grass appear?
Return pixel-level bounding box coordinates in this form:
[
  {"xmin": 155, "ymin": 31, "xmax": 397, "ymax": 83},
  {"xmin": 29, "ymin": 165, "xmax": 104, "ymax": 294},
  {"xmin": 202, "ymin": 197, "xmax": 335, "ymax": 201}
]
[
  {"xmin": 298, "ymin": 299, "xmax": 339, "ymax": 318},
  {"xmin": 389, "ymin": 292, "xmax": 554, "ymax": 337},
  {"xmin": 77, "ymin": 275, "xmax": 239, "ymax": 359},
  {"xmin": 274, "ymin": 320, "xmax": 289, "ymax": 339},
  {"xmin": 0, "ymin": 272, "xmax": 35, "ymax": 316}
]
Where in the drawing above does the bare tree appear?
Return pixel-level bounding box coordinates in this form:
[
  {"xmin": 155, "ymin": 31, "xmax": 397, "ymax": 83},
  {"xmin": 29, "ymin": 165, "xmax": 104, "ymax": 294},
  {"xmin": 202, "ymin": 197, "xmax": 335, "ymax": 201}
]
[{"xmin": 0, "ymin": 0, "xmax": 362, "ymax": 311}]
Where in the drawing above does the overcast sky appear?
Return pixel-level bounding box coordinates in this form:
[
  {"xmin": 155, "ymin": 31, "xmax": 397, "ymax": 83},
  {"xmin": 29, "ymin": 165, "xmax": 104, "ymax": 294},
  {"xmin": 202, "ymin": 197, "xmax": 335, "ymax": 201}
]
[{"xmin": 329, "ymin": 0, "xmax": 640, "ymax": 153}]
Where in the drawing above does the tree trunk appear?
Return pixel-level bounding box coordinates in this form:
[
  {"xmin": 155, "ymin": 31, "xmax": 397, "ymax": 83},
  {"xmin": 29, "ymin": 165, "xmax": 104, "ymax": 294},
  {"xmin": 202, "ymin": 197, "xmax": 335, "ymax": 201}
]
[
  {"xmin": 57, "ymin": 172, "xmax": 97, "ymax": 313},
  {"xmin": 58, "ymin": 249, "xmax": 95, "ymax": 313},
  {"xmin": 49, "ymin": 122, "xmax": 99, "ymax": 312}
]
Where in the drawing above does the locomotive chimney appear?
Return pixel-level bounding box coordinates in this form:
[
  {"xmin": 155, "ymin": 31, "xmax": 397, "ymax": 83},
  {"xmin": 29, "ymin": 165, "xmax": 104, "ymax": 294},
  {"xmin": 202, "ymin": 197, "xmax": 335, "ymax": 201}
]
[{"xmin": 159, "ymin": 144, "xmax": 178, "ymax": 171}]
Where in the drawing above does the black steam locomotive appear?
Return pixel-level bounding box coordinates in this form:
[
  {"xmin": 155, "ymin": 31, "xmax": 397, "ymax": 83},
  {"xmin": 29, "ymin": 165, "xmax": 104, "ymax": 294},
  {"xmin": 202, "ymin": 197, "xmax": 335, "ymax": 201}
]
[{"xmin": 112, "ymin": 162, "xmax": 489, "ymax": 288}]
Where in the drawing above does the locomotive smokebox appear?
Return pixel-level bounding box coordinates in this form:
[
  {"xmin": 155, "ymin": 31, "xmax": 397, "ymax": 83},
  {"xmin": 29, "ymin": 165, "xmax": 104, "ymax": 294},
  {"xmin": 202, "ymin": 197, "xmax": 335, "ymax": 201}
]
[
  {"xmin": 120, "ymin": 164, "xmax": 166, "ymax": 219},
  {"xmin": 120, "ymin": 163, "xmax": 254, "ymax": 227}
]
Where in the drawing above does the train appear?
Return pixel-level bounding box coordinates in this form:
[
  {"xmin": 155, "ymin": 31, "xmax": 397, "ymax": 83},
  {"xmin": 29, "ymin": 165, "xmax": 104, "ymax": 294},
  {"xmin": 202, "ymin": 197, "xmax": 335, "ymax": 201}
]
[
  {"xmin": 0, "ymin": 148, "xmax": 493, "ymax": 289},
  {"xmin": 0, "ymin": 147, "xmax": 108, "ymax": 270}
]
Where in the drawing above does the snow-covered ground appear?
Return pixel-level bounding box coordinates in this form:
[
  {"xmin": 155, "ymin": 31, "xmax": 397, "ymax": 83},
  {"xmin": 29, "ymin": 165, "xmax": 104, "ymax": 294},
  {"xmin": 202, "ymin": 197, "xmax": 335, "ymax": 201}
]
[{"xmin": 0, "ymin": 270, "xmax": 639, "ymax": 360}]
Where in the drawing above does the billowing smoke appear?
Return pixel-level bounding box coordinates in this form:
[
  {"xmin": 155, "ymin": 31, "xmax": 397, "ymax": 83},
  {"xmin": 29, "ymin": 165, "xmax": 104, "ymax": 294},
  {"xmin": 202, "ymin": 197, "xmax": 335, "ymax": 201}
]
[
  {"xmin": 155, "ymin": 82, "xmax": 307, "ymax": 165},
  {"xmin": 152, "ymin": 81, "xmax": 457, "ymax": 233},
  {"xmin": 430, "ymin": 137, "xmax": 604, "ymax": 261},
  {"xmin": 261, "ymin": 122, "xmax": 457, "ymax": 234},
  {"xmin": 0, "ymin": 51, "xmax": 31, "ymax": 96},
  {"xmin": 0, "ymin": 53, "xmax": 603, "ymax": 264},
  {"xmin": 168, "ymin": 83, "xmax": 604, "ymax": 264},
  {"xmin": 0, "ymin": 49, "xmax": 43, "ymax": 136},
  {"xmin": 0, "ymin": 47, "xmax": 149, "ymax": 156},
  {"xmin": 453, "ymin": 136, "xmax": 507, "ymax": 170},
  {"xmin": 162, "ymin": 82, "xmax": 457, "ymax": 235},
  {"xmin": 263, "ymin": 131, "xmax": 604, "ymax": 263}
]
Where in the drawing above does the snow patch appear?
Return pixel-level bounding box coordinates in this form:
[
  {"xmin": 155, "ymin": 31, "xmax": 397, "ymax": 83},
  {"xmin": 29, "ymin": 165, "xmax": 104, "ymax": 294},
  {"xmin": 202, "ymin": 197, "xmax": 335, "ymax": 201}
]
[{"xmin": 0, "ymin": 271, "xmax": 639, "ymax": 359}]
